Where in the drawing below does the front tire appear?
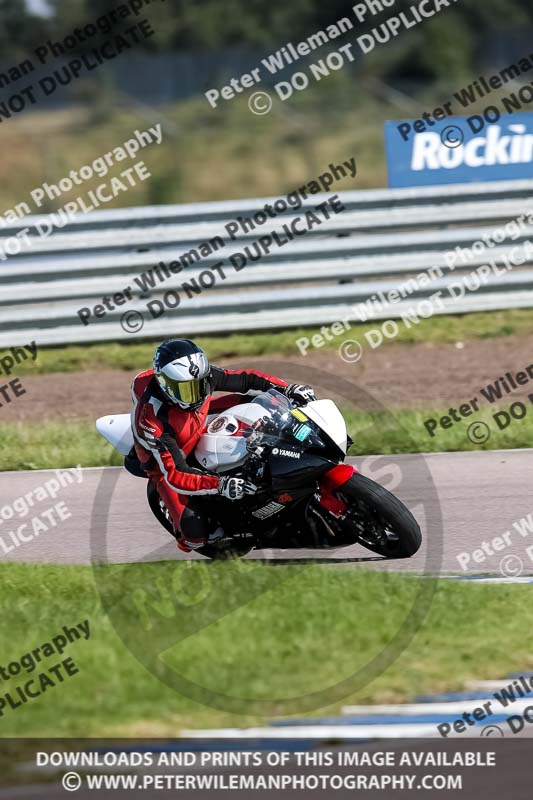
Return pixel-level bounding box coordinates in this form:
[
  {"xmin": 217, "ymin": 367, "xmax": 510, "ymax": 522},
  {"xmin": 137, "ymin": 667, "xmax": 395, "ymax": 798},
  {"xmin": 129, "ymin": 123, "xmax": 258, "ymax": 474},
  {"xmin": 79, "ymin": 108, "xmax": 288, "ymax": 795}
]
[{"xmin": 337, "ymin": 473, "xmax": 422, "ymax": 558}]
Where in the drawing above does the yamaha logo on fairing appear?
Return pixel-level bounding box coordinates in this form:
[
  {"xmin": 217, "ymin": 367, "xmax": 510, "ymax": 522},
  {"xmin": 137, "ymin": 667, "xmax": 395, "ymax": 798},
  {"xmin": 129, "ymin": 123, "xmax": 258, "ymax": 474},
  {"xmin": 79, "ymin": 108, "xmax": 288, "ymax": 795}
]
[{"xmin": 272, "ymin": 447, "xmax": 301, "ymax": 459}]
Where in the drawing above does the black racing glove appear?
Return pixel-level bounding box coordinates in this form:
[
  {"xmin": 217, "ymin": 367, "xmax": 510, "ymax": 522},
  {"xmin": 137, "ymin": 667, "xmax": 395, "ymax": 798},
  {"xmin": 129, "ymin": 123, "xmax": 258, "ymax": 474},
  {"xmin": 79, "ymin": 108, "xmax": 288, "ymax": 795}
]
[
  {"xmin": 284, "ymin": 383, "xmax": 316, "ymax": 407},
  {"xmin": 218, "ymin": 475, "xmax": 257, "ymax": 500}
]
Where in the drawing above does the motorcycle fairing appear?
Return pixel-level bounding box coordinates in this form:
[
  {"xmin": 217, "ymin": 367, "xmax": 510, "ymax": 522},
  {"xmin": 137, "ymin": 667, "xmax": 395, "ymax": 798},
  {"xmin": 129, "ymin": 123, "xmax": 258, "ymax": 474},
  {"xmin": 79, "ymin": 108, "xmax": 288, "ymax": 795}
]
[
  {"xmin": 195, "ymin": 402, "xmax": 267, "ymax": 472},
  {"xmin": 96, "ymin": 413, "xmax": 134, "ymax": 456},
  {"xmin": 302, "ymin": 400, "xmax": 348, "ymax": 454}
]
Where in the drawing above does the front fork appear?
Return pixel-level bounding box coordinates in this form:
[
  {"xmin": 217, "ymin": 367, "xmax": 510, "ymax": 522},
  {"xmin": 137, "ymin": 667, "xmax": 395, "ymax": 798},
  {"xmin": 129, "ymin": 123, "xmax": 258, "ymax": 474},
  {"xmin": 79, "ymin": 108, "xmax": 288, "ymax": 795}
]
[
  {"xmin": 317, "ymin": 464, "xmax": 357, "ymax": 518},
  {"xmin": 303, "ymin": 464, "xmax": 359, "ymax": 546}
]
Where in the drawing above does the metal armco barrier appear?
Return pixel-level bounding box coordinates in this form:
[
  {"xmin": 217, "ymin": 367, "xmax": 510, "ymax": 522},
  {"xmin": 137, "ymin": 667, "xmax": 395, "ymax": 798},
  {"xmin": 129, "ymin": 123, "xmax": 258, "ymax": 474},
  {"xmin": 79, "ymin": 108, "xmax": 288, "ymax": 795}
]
[{"xmin": 0, "ymin": 178, "xmax": 532, "ymax": 348}]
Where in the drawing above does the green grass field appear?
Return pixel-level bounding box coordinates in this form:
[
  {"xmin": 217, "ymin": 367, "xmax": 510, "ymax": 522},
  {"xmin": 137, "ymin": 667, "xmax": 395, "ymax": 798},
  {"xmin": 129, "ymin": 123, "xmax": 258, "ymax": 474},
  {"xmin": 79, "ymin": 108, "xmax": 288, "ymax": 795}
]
[
  {"xmin": 0, "ymin": 563, "xmax": 531, "ymax": 737},
  {"xmin": 1, "ymin": 401, "xmax": 530, "ymax": 471},
  {"xmin": 0, "ymin": 78, "xmax": 393, "ymax": 214},
  {"xmin": 13, "ymin": 308, "xmax": 533, "ymax": 377},
  {"xmin": 4, "ymin": 75, "xmax": 531, "ymax": 211}
]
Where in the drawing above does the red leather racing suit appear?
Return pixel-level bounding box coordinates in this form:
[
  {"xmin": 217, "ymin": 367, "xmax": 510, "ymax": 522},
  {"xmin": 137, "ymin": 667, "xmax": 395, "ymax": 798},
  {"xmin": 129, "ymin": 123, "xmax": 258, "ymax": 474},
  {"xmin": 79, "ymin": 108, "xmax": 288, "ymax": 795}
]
[{"xmin": 131, "ymin": 365, "xmax": 288, "ymax": 547}]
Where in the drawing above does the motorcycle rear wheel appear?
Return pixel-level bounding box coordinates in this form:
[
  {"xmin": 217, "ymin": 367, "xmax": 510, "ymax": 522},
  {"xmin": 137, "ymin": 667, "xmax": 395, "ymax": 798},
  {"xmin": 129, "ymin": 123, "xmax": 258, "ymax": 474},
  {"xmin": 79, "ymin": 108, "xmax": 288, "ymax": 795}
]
[
  {"xmin": 147, "ymin": 480, "xmax": 174, "ymax": 535},
  {"xmin": 337, "ymin": 473, "xmax": 422, "ymax": 558},
  {"xmin": 196, "ymin": 538, "xmax": 253, "ymax": 560},
  {"xmin": 147, "ymin": 481, "xmax": 252, "ymax": 560}
]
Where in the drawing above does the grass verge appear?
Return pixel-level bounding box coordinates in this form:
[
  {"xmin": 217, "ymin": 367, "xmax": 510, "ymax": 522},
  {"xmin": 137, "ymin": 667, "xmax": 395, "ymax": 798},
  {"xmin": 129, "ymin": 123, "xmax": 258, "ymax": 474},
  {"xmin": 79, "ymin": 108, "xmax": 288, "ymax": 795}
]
[
  {"xmin": 14, "ymin": 309, "xmax": 533, "ymax": 377},
  {"xmin": 0, "ymin": 81, "xmax": 394, "ymax": 213},
  {"xmin": 1, "ymin": 401, "xmax": 531, "ymax": 471},
  {"xmin": 0, "ymin": 562, "xmax": 531, "ymax": 737},
  {"xmin": 0, "ymin": 421, "xmax": 122, "ymax": 472}
]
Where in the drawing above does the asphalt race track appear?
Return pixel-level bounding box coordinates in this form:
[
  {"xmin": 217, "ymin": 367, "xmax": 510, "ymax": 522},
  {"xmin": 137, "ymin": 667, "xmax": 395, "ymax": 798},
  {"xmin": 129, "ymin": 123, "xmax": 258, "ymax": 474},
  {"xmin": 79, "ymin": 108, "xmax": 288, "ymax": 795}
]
[{"xmin": 0, "ymin": 449, "xmax": 530, "ymax": 576}]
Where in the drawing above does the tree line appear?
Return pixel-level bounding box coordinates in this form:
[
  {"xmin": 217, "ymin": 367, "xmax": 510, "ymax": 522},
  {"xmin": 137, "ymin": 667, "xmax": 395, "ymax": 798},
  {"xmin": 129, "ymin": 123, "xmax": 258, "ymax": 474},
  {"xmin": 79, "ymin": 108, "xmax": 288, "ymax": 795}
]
[{"xmin": 0, "ymin": 0, "xmax": 529, "ymax": 80}]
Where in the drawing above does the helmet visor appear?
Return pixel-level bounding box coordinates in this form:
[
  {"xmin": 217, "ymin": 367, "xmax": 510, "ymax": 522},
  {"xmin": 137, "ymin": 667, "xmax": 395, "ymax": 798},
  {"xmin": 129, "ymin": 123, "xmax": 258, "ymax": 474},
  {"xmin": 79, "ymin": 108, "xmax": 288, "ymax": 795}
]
[{"xmin": 160, "ymin": 375, "xmax": 209, "ymax": 405}]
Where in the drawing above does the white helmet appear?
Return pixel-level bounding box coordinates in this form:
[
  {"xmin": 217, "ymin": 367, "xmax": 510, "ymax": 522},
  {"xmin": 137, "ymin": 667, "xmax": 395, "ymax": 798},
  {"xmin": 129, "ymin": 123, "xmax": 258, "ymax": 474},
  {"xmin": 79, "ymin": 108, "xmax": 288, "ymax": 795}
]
[{"xmin": 153, "ymin": 339, "xmax": 210, "ymax": 410}]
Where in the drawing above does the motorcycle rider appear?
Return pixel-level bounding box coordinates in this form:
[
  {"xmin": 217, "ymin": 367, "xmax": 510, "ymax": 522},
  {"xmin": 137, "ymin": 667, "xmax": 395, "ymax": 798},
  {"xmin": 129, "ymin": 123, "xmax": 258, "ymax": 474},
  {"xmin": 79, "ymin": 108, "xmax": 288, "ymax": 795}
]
[{"xmin": 131, "ymin": 338, "xmax": 316, "ymax": 552}]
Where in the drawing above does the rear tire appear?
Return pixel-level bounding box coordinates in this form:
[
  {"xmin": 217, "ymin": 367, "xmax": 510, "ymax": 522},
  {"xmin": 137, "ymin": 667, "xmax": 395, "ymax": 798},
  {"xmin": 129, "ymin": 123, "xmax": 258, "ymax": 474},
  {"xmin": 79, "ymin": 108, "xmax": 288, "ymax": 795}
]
[
  {"xmin": 197, "ymin": 539, "xmax": 253, "ymax": 560},
  {"xmin": 147, "ymin": 482, "xmax": 252, "ymax": 560},
  {"xmin": 146, "ymin": 481, "xmax": 174, "ymax": 535},
  {"xmin": 337, "ymin": 473, "xmax": 422, "ymax": 558}
]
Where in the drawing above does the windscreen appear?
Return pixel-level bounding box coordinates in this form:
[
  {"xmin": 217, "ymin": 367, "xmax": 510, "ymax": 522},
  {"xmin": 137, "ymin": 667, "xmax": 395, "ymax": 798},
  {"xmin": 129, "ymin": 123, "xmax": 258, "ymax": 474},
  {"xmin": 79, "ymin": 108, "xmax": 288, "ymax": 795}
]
[{"xmin": 250, "ymin": 390, "xmax": 323, "ymax": 449}]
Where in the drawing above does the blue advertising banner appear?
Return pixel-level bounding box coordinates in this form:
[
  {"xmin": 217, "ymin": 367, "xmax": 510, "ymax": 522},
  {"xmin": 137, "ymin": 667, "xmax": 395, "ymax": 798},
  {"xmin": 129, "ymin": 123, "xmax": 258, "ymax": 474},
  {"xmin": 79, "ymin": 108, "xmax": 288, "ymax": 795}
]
[{"xmin": 385, "ymin": 112, "xmax": 533, "ymax": 187}]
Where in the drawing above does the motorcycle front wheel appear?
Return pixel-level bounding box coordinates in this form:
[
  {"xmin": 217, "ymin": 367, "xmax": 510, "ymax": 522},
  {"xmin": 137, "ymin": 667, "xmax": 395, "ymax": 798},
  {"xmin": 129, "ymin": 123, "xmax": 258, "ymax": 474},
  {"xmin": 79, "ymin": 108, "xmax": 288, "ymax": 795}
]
[{"xmin": 337, "ymin": 473, "xmax": 422, "ymax": 558}]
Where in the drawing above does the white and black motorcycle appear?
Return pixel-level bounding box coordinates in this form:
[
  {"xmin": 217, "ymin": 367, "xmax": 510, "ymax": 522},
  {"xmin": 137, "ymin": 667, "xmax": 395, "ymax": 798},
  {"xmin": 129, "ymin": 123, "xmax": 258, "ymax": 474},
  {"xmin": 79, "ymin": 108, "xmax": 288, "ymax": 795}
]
[{"xmin": 96, "ymin": 389, "xmax": 421, "ymax": 560}]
